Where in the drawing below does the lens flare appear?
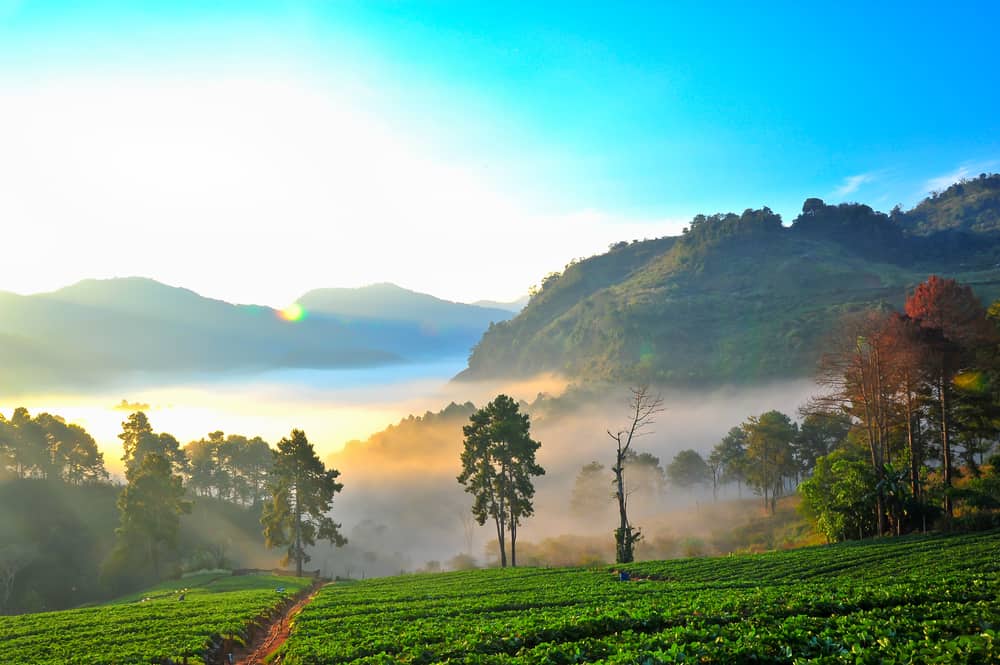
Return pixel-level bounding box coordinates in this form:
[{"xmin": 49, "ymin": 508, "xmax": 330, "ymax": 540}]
[{"xmin": 279, "ymin": 303, "xmax": 305, "ymax": 322}]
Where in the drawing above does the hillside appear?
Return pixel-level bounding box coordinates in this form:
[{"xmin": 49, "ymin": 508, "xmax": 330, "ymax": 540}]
[
  {"xmin": 460, "ymin": 182, "xmax": 1000, "ymax": 385},
  {"xmin": 901, "ymin": 172, "xmax": 1000, "ymax": 235},
  {"xmin": 0, "ymin": 278, "xmax": 501, "ymax": 392},
  {"xmin": 0, "ymin": 479, "xmax": 274, "ymax": 613}
]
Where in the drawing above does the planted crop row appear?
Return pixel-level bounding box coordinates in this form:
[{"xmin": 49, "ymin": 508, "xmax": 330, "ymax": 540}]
[
  {"xmin": 279, "ymin": 530, "xmax": 1000, "ymax": 664},
  {"xmin": 0, "ymin": 575, "xmax": 311, "ymax": 664}
]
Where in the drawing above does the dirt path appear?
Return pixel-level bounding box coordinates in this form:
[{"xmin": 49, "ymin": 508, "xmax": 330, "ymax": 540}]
[{"xmin": 231, "ymin": 583, "xmax": 326, "ymax": 665}]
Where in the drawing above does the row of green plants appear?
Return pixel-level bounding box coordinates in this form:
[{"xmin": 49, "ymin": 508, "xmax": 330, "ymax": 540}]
[
  {"xmin": 276, "ymin": 530, "xmax": 998, "ymax": 664},
  {"xmin": 0, "ymin": 574, "xmax": 309, "ymax": 664}
]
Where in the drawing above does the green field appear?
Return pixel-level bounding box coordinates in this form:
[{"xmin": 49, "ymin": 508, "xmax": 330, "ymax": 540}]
[
  {"xmin": 279, "ymin": 531, "xmax": 999, "ymax": 664},
  {"xmin": 0, "ymin": 574, "xmax": 311, "ymax": 664}
]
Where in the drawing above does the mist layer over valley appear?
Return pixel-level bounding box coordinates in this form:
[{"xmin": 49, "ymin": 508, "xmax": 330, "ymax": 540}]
[{"xmin": 314, "ymin": 378, "xmax": 819, "ymax": 576}]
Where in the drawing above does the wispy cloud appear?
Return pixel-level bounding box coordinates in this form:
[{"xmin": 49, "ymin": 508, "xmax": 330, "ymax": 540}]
[
  {"xmin": 832, "ymin": 172, "xmax": 876, "ymax": 198},
  {"xmin": 925, "ymin": 165, "xmax": 971, "ymax": 194}
]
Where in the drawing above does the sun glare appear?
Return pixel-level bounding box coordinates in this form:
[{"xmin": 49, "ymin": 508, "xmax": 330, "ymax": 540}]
[{"xmin": 279, "ymin": 302, "xmax": 305, "ymax": 321}]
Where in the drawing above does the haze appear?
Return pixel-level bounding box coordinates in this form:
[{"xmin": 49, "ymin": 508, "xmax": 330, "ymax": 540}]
[{"xmin": 3, "ymin": 3, "xmax": 998, "ymax": 306}]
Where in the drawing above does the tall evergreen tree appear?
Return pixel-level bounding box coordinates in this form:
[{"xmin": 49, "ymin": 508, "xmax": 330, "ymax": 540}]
[
  {"xmin": 458, "ymin": 395, "xmax": 544, "ymax": 568},
  {"xmin": 108, "ymin": 453, "xmax": 190, "ymax": 582},
  {"xmin": 261, "ymin": 429, "xmax": 346, "ymax": 576},
  {"xmin": 119, "ymin": 412, "xmax": 187, "ymax": 480}
]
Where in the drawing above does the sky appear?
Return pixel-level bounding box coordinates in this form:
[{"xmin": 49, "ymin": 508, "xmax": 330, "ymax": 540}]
[{"xmin": 2, "ymin": 1, "xmax": 998, "ymax": 307}]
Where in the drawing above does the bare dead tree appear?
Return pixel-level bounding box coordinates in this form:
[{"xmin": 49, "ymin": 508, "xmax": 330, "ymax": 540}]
[{"xmin": 607, "ymin": 385, "xmax": 664, "ymax": 564}]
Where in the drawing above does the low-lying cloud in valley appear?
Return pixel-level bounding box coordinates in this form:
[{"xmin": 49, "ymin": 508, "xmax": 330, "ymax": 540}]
[{"xmin": 313, "ymin": 377, "xmax": 818, "ymax": 576}]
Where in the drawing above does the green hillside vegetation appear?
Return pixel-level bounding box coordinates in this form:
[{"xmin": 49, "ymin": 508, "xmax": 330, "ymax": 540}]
[
  {"xmin": 461, "ymin": 181, "xmax": 1000, "ymax": 384},
  {"xmin": 0, "ymin": 573, "xmax": 310, "ymax": 664},
  {"xmin": 902, "ymin": 173, "xmax": 1000, "ymax": 235},
  {"xmin": 0, "ymin": 479, "xmax": 273, "ymax": 613},
  {"xmin": 278, "ymin": 530, "xmax": 999, "ymax": 664}
]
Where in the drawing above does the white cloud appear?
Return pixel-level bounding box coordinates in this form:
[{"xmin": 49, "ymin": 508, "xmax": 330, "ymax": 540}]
[
  {"xmin": 0, "ymin": 73, "xmax": 680, "ymax": 306},
  {"xmin": 832, "ymin": 172, "xmax": 875, "ymax": 198},
  {"xmin": 925, "ymin": 165, "xmax": 971, "ymax": 194}
]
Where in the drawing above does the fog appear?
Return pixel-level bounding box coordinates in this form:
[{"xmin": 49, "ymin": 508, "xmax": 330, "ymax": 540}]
[
  {"xmin": 312, "ymin": 377, "xmax": 818, "ymax": 576},
  {"xmin": 2, "ymin": 361, "xmax": 818, "ymax": 576}
]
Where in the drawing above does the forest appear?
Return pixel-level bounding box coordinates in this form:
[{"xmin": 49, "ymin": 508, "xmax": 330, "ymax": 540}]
[
  {"xmin": 562, "ymin": 274, "xmax": 1000, "ymax": 550},
  {"xmin": 0, "ymin": 412, "xmax": 341, "ymax": 613}
]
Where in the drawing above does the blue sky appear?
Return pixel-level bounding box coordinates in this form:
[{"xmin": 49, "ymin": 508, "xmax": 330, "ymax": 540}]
[{"xmin": 1, "ymin": 1, "xmax": 998, "ymax": 304}]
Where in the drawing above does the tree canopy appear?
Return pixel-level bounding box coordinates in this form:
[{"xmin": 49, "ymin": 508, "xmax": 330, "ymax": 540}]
[
  {"xmin": 458, "ymin": 395, "xmax": 544, "ymax": 568},
  {"xmin": 261, "ymin": 429, "xmax": 346, "ymax": 576}
]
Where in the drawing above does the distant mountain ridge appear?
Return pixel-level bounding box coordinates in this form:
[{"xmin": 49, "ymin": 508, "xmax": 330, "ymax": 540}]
[
  {"xmin": 459, "ymin": 175, "xmax": 1000, "ymax": 385},
  {"xmin": 0, "ymin": 278, "xmax": 511, "ymax": 392},
  {"xmin": 297, "ymin": 283, "xmax": 513, "ymax": 332}
]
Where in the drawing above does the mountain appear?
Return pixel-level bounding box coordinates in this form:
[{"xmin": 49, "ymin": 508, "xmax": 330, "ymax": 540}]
[
  {"xmin": 459, "ymin": 179, "xmax": 1000, "ymax": 385},
  {"xmin": 472, "ymin": 296, "xmax": 530, "ymax": 312},
  {"xmin": 297, "ymin": 283, "xmax": 513, "ymax": 332},
  {"xmin": 0, "ymin": 279, "xmax": 500, "ymax": 392}
]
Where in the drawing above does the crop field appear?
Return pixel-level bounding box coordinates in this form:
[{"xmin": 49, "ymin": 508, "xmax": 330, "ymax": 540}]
[
  {"xmin": 0, "ymin": 574, "xmax": 311, "ymax": 664},
  {"xmin": 279, "ymin": 530, "xmax": 999, "ymax": 664}
]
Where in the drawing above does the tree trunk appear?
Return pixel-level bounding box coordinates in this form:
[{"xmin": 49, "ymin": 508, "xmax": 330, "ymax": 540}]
[
  {"xmin": 510, "ymin": 520, "xmax": 517, "ymax": 568},
  {"xmin": 613, "ymin": 449, "xmax": 637, "ymax": 563},
  {"xmin": 294, "ymin": 481, "xmax": 303, "ymax": 577},
  {"xmin": 940, "ymin": 374, "xmax": 953, "ymax": 519},
  {"xmin": 905, "ymin": 379, "xmax": 920, "ymax": 500}
]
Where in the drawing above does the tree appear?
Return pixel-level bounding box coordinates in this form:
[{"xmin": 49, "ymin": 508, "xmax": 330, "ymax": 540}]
[
  {"xmin": 666, "ymin": 449, "xmax": 712, "ymax": 489},
  {"xmin": 569, "ymin": 461, "xmax": 612, "ymax": 518},
  {"xmin": 185, "ymin": 432, "xmax": 273, "ymax": 504},
  {"xmin": 815, "ymin": 310, "xmax": 901, "ymax": 533},
  {"xmin": 711, "ymin": 427, "xmax": 748, "ymax": 497},
  {"xmin": 607, "ymin": 386, "xmax": 663, "ymax": 564},
  {"xmin": 34, "ymin": 414, "xmax": 108, "ymax": 485},
  {"xmin": 119, "ymin": 412, "xmax": 186, "ymax": 480},
  {"xmin": 109, "ymin": 453, "xmax": 191, "ymax": 581},
  {"xmin": 9, "ymin": 408, "xmax": 51, "ymax": 479},
  {"xmin": 624, "ymin": 451, "xmax": 667, "ymax": 498},
  {"xmin": 905, "ymin": 276, "xmax": 994, "ymax": 518},
  {"xmin": 183, "ymin": 437, "xmax": 218, "ymax": 497},
  {"xmin": 240, "ymin": 436, "xmax": 274, "ymax": 505},
  {"xmin": 262, "ymin": 429, "xmax": 346, "ymax": 576},
  {"xmin": 799, "ymin": 447, "xmax": 876, "ymax": 542},
  {"xmin": 457, "ymin": 395, "xmax": 544, "ymax": 568},
  {"xmin": 743, "ymin": 411, "xmax": 798, "ymax": 514},
  {"xmin": 793, "ymin": 412, "xmax": 851, "ymax": 479}
]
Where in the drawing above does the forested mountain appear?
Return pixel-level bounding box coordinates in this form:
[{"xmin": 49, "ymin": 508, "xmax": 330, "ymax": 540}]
[
  {"xmin": 460, "ymin": 178, "xmax": 1000, "ymax": 385},
  {"xmin": 0, "ymin": 279, "xmax": 508, "ymax": 391},
  {"xmin": 900, "ymin": 173, "xmax": 1000, "ymax": 235}
]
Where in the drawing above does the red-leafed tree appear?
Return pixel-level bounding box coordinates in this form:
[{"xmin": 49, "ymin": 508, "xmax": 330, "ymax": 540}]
[{"xmin": 904, "ymin": 276, "xmax": 994, "ymax": 517}]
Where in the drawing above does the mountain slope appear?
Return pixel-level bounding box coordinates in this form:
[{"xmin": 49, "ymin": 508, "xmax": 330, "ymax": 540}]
[
  {"xmin": 460, "ymin": 185, "xmax": 1000, "ymax": 385},
  {"xmin": 901, "ymin": 173, "xmax": 1000, "ymax": 235}
]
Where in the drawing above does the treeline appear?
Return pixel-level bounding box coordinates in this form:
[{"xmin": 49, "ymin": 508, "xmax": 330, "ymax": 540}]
[
  {"xmin": 0, "ymin": 409, "xmax": 108, "ymax": 484},
  {"xmin": 662, "ymin": 275, "xmax": 1000, "ymax": 542},
  {"xmin": 803, "ymin": 275, "xmax": 1000, "ymax": 538},
  {"xmin": 0, "ymin": 409, "xmax": 275, "ymax": 507},
  {"xmin": 595, "ymin": 410, "xmax": 849, "ymax": 511},
  {"xmin": 0, "ymin": 411, "xmax": 294, "ymax": 613}
]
